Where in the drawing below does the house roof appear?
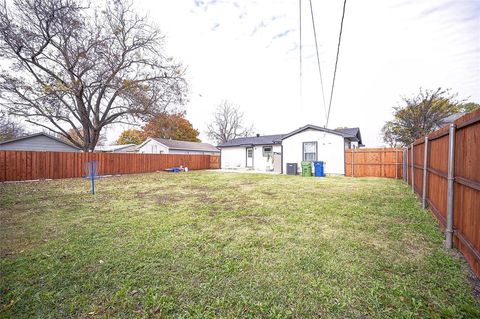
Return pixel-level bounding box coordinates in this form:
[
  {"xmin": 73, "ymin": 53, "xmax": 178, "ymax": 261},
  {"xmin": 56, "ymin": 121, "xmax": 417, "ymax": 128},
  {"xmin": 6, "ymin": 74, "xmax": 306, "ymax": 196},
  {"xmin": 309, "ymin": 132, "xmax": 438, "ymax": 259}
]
[
  {"xmin": 0, "ymin": 132, "xmax": 81, "ymax": 149},
  {"xmin": 334, "ymin": 127, "xmax": 363, "ymax": 146},
  {"xmin": 217, "ymin": 125, "xmax": 364, "ymax": 148},
  {"xmin": 217, "ymin": 134, "xmax": 284, "ymax": 147},
  {"xmin": 438, "ymin": 113, "xmax": 466, "ymax": 126},
  {"xmin": 95, "ymin": 144, "xmax": 137, "ymax": 152},
  {"xmin": 280, "ymin": 124, "xmax": 352, "ymax": 140},
  {"xmin": 148, "ymin": 138, "xmax": 219, "ymax": 152}
]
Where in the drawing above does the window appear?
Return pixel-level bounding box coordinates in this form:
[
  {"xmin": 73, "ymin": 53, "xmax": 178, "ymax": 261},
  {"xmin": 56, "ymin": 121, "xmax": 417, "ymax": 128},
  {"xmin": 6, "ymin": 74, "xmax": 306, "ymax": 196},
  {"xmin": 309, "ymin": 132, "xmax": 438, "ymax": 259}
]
[
  {"xmin": 247, "ymin": 149, "xmax": 253, "ymax": 158},
  {"xmin": 303, "ymin": 142, "xmax": 317, "ymax": 161},
  {"xmin": 263, "ymin": 146, "xmax": 273, "ymax": 157}
]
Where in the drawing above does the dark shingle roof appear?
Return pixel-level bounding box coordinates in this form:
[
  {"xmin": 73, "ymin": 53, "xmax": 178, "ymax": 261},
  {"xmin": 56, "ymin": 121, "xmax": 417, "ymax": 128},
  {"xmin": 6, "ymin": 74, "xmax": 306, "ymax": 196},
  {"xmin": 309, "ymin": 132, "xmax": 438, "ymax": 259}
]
[
  {"xmin": 152, "ymin": 138, "xmax": 219, "ymax": 152},
  {"xmin": 217, "ymin": 134, "xmax": 284, "ymax": 147},
  {"xmin": 335, "ymin": 127, "xmax": 363, "ymax": 145},
  {"xmin": 335, "ymin": 127, "xmax": 358, "ymax": 136},
  {"xmin": 217, "ymin": 125, "xmax": 364, "ymax": 148}
]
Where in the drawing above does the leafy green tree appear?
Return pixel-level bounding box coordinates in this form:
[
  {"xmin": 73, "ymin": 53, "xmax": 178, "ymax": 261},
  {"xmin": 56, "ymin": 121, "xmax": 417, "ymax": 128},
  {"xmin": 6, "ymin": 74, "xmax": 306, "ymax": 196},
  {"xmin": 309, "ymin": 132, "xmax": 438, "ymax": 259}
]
[
  {"xmin": 382, "ymin": 88, "xmax": 459, "ymax": 145},
  {"xmin": 457, "ymin": 102, "xmax": 480, "ymax": 113},
  {"xmin": 117, "ymin": 129, "xmax": 145, "ymax": 145},
  {"xmin": 143, "ymin": 112, "xmax": 200, "ymax": 142}
]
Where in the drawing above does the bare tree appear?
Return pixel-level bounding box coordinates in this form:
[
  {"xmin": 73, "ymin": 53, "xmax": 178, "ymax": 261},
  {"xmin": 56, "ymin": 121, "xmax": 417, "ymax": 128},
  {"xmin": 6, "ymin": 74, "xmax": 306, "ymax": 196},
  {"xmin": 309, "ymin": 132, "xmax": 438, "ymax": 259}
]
[
  {"xmin": 206, "ymin": 100, "xmax": 254, "ymax": 145},
  {"xmin": 0, "ymin": 110, "xmax": 27, "ymax": 142},
  {"xmin": 0, "ymin": 0, "xmax": 187, "ymax": 151}
]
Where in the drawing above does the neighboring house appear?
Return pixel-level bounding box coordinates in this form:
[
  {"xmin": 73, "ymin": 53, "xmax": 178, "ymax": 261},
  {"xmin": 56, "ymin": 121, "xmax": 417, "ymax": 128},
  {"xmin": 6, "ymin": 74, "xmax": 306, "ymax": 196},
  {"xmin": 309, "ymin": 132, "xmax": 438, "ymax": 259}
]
[
  {"xmin": 218, "ymin": 134, "xmax": 283, "ymax": 172},
  {"xmin": 95, "ymin": 144, "xmax": 138, "ymax": 153},
  {"xmin": 436, "ymin": 113, "xmax": 465, "ymax": 129},
  {"xmin": 0, "ymin": 133, "xmax": 81, "ymax": 152},
  {"xmin": 335, "ymin": 127, "xmax": 364, "ymax": 149},
  {"xmin": 217, "ymin": 124, "xmax": 363, "ymax": 175},
  {"xmin": 137, "ymin": 138, "xmax": 219, "ymax": 155}
]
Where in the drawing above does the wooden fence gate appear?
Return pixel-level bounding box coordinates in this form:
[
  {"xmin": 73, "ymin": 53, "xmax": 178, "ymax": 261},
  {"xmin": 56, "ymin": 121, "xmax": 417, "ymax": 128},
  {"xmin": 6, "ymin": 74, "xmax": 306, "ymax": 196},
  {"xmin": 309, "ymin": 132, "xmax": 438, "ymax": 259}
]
[{"xmin": 345, "ymin": 148, "xmax": 403, "ymax": 179}]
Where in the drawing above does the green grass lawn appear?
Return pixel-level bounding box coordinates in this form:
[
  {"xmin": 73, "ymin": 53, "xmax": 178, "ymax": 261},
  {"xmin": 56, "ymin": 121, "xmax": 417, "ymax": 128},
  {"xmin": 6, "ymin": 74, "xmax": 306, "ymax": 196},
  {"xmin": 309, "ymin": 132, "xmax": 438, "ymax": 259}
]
[{"xmin": 1, "ymin": 172, "xmax": 478, "ymax": 318}]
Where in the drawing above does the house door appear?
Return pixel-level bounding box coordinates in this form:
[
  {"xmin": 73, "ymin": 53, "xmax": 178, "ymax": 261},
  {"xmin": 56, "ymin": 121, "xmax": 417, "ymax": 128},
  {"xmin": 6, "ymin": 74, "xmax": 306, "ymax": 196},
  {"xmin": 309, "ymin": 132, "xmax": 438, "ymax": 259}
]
[
  {"xmin": 273, "ymin": 153, "xmax": 282, "ymax": 173},
  {"xmin": 246, "ymin": 147, "xmax": 253, "ymax": 168}
]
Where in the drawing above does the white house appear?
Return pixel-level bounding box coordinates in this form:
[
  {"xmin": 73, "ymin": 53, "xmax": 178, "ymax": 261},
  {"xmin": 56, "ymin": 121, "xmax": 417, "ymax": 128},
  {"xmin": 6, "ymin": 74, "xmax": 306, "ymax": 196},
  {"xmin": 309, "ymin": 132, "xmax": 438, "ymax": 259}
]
[
  {"xmin": 217, "ymin": 125, "xmax": 363, "ymax": 175},
  {"xmin": 137, "ymin": 137, "xmax": 219, "ymax": 155}
]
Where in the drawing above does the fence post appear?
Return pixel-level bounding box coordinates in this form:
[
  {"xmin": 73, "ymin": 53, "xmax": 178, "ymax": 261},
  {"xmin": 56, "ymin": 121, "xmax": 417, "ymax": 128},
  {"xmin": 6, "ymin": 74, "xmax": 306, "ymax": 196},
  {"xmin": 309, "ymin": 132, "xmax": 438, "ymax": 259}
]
[
  {"xmin": 395, "ymin": 148, "xmax": 398, "ymax": 179},
  {"xmin": 351, "ymin": 148, "xmax": 354, "ymax": 177},
  {"xmin": 411, "ymin": 143, "xmax": 414, "ymax": 192},
  {"xmin": 422, "ymin": 136, "xmax": 429, "ymax": 209},
  {"xmin": 446, "ymin": 124, "xmax": 456, "ymax": 249}
]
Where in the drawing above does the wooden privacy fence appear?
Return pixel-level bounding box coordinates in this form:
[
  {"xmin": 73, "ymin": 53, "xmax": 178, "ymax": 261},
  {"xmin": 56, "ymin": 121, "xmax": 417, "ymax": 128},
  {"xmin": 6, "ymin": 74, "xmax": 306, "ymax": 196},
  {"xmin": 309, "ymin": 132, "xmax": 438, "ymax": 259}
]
[
  {"xmin": 403, "ymin": 109, "xmax": 480, "ymax": 277},
  {"xmin": 345, "ymin": 148, "xmax": 403, "ymax": 178},
  {"xmin": 0, "ymin": 151, "xmax": 221, "ymax": 182}
]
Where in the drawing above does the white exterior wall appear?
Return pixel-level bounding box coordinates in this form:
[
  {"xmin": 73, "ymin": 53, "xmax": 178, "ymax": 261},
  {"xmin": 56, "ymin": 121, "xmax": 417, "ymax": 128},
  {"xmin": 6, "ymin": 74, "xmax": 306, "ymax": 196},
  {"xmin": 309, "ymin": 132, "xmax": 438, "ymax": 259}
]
[
  {"xmin": 221, "ymin": 147, "xmax": 247, "ymax": 169},
  {"xmin": 220, "ymin": 144, "xmax": 281, "ymax": 170},
  {"xmin": 252, "ymin": 144, "xmax": 281, "ymax": 171},
  {"xmin": 169, "ymin": 149, "xmax": 219, "ymax": 155},
  {"xmin": 282, "ymin": 129, "xmax": 345, "ymax": 175},
  {"xmin": 137, "ymin": 139, "xmax": 169, "ymax": 154},
  {"xmin": 344, "ymin": 140, "xmax": 359, "ymax": 149}
]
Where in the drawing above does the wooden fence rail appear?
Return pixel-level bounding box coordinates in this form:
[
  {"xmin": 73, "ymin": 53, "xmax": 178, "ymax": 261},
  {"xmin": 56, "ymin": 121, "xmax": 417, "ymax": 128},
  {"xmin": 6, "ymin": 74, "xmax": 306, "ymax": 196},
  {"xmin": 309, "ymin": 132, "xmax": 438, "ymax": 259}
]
[{"xmin": 0, "ymin": 152, "xmax": 220, "ymax": 182}]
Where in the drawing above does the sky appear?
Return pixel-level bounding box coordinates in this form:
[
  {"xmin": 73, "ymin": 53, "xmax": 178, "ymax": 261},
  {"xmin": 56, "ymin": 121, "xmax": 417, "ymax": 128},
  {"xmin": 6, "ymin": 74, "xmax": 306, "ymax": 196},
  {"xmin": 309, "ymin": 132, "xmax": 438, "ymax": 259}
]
[{"xmin": 70, "ymin": 0, "xmax": 480, "ymax": 146}]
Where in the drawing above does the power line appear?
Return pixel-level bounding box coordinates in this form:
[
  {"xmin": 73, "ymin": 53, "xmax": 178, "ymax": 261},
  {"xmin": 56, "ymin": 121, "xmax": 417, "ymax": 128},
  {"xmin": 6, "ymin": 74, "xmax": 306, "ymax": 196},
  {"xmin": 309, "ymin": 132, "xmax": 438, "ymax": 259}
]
[
  {"xmin": 308, "ymin": 0, "xmax": 327, "ymax": 122},
  {"xmin": 299, "ymin": 0, "xmax": 302, "ymax": 109},
  {"xmin": 326, "ymin": 0, "xmax": 347, "ymax": 128}
]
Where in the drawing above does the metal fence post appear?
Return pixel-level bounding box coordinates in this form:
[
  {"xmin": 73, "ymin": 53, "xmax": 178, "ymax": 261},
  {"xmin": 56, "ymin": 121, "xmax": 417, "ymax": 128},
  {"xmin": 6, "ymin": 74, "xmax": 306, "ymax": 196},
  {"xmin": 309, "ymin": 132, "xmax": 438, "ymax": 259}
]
[
  {"xmin": 446, "ymin": 124, "xmax": 456, "ymax": 249},
  {"xmin": 422, "ymin": 136, "xmax": 429, "ymax": 209},
  {"xmin": 406, "ymin": 146, "xmax": 409, "ymax": 184},
  {"xmin": 411, "ymin": 143, "xmax": 414, "ymax": 192}
]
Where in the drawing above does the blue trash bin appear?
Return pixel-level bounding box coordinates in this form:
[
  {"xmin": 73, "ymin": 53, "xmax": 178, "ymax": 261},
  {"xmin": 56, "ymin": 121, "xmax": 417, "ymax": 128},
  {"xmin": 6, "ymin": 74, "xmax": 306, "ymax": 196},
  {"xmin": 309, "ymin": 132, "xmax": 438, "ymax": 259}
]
[{"xmin": 313, "ymin": 161, "xmax": 325, "ymax": 177}]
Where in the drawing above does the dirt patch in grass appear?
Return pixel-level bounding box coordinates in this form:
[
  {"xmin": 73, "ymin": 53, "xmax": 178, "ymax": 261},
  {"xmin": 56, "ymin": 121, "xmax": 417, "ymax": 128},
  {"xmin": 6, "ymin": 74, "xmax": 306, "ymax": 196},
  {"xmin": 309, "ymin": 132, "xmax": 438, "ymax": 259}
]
[{"xmin": 156, "ymin": 194, "xmax": 184, "ymax": 205}]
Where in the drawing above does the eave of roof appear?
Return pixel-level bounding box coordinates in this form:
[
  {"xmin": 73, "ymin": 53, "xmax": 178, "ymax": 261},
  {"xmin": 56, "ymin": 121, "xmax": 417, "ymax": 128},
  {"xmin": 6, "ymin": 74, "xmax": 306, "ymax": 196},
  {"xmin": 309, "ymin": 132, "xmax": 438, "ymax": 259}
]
[
  {"xmin": 280, "ymin": 124, "xmax": 351, "ymax": 140},
  {"xmin": 217, "ymin": 134, "xmax": 284, "ymax": 148},
  {"xmin": 139, "ymin": 137, "xmax": 219, "ymax": 152},
  {"xmin": 0, "ymin": 132, "xmax": 81, "ymax": 149}
]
